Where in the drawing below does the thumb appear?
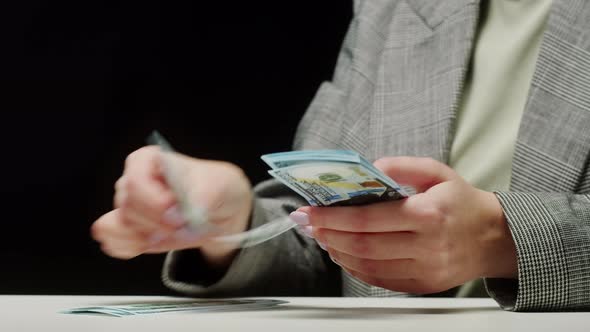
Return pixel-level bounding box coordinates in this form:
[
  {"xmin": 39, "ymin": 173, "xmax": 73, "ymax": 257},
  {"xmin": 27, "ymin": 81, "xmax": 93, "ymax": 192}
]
[{"xmin": 373, "ymin": 156, "xmax": 459, "ymax": 193}]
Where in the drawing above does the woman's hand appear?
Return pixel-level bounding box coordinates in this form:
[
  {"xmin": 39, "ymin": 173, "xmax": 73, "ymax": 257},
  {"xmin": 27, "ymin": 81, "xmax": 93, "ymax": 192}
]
[
  {"xmin": 291, "ymin": 157, "xmax": 517, "ymax": 294},
  {"xmin": 91, "ymin": 146, "xmax": 253, "ymax": 267}
]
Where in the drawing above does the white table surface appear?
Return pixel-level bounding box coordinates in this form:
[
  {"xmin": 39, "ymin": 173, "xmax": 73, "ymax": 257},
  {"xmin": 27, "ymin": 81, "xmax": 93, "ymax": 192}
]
[{"xmin": 1, "ymin": 296, "xmax": 588, "ymax": 331}]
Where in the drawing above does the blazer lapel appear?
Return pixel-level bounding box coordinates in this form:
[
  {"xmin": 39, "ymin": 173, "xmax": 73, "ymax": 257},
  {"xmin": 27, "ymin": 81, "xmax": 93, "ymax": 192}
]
[
  {"xmin": 510, "ymin": 0, "xmax": 590, "ymax": 193},
  {"xmin": 367, "ymin": 0, "xmax": 480, "ymax": 163}
]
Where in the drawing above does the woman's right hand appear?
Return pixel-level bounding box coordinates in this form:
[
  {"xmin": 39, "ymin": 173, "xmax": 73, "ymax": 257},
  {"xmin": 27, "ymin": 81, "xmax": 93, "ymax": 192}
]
[{"xmin": 91, "ymin": 146, "xmax": 253, "ymax": 267}]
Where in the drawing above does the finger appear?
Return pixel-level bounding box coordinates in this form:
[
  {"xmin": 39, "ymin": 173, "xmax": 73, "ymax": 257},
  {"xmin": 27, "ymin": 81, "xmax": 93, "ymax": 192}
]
[
  {"xmin": 119, "ymin": 203, "xmax": 169, "ymax": 235},
  {"xmin": 93, "ymin": 221, "xmax": 148, "ymax": 260},
  {"xmin": 328, "ymin": 248, "xmax": 417, "ymax": 279},
  {"xmin": 373, "ymin": 157, "xmax": 459, "ymax": 193},
  {"xmin": 298, "ymin": 200, "xmax": 419, "ymax": 233},
  {"xmin": 100, "ymin": 243, "xmax": 143, "ymax": 260},
  {"xmin": 124, "ymin": 146, "xmax": 162, "ymax": 180},
  {"xmin": 116, "ymin": 176, "xmax": 178, "ymax": 228},
  {"xmin": 113, "ymin": 189, "xmax": 157, "ymax": 234},
  {"xmin": 104, "ymin": 228, "xmax": 206, "ymax": 257},
  {"xmin": 92, "ymin": 209, "xmax": 171, "ymax": 245},
  {"xmin": 344, "ymin": 269, "xmax": 433, "ymax": 294},
  {"xmin": 100, "ymin": 237, "xmax": 149, "ymax": 258},
  {"xmin": 92, "ymin": 209, "xmax": 138, "ymax": 242},
  {"xmin": 314, "ymin": 229, "xmax": 419, "ymax": 260},
  {"xmin": 92, "ymin": 211, "xmax": 174, "ymax": 259},
  {"xmin": 121, "ymin": 147, "xmax": 180, "ymax": 226},
  {"xmin": 144, "ymin": 228, "xmax": 211, "ymax": 254}
]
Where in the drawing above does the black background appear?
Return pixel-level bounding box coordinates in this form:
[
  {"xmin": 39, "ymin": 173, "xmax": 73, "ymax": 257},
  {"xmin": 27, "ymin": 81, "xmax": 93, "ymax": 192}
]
[{"xmin": 0, "ymin": 1, "xmax": 352, "ymax": 294}]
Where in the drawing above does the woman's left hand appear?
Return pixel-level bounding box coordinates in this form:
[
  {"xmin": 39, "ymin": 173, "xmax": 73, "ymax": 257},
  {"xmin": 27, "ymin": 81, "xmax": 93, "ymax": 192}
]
[{"xmin": 290, "ymin": 157, "xmax": 518, "ymax": 294}]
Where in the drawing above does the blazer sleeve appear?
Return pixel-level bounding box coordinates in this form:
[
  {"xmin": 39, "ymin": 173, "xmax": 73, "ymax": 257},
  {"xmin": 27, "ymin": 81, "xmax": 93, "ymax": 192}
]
[
  {"xmin": 485, "ymin": 192, "xmax": 590, "ymax": 312},
  {"xmin": 161, "ymin": 1, "xmax": 365, "ymax": 297},
  {"xmin": 161, "ymin": 179, "xmax": 341, "ymax": 297}
]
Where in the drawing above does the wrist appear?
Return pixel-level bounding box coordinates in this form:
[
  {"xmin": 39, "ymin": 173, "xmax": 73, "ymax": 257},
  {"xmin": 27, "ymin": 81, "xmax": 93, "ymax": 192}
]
[{"xmin": 477, "ymin": 191, "xmax": 518, "ymax": 279}]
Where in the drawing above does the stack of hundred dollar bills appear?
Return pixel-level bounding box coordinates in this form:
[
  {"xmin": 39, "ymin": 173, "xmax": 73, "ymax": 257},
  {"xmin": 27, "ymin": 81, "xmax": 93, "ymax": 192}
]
[{"xmin": 262, "ymin": 150, "xmax": 408, "ymax": 206}]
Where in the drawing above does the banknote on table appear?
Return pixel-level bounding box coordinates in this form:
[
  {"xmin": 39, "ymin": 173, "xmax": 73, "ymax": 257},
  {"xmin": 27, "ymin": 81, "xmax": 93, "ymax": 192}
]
[
  {"xmin": 62, "ymin": 299, "xmax": 288, "ymax": 317},
  {"xmin": 262, "ymin": 150, "xmax": 408, "ymax": 206}
]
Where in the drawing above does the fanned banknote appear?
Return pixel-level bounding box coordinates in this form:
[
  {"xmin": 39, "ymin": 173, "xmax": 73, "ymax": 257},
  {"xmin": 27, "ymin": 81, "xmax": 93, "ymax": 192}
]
[
  {"xmin": 63, "ymin": 299, "xmax": 288, "ymax": 317},
  {"xmin": 148, "ymin": 132, "xmax": 213, "ymax": 233},
  {"xmin": 148, "ymin": 132, "xmax": 296, "ymax": 248},
  {"xmin": 262, "ymin": 150, "xmax": 408, "ymax": 206}
]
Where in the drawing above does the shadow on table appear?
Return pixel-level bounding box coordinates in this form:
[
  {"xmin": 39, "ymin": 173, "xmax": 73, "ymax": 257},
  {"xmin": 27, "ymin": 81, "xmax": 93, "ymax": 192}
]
[{"xmin": 274, "ymin": 305, "xmax": 499, "ymax": 319}]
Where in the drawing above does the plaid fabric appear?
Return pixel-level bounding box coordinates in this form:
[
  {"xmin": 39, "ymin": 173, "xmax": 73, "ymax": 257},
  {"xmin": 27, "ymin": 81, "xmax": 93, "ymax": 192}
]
[{"xmin": 163, "ymin": 0, "xmax": 590, "ymax": 311}]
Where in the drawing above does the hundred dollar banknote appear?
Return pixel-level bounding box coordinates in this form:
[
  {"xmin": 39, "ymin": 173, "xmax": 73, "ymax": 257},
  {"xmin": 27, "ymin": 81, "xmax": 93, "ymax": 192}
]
[{"xmin": 262, "ymin": 150, "xmax": 408, "ymax": 206}]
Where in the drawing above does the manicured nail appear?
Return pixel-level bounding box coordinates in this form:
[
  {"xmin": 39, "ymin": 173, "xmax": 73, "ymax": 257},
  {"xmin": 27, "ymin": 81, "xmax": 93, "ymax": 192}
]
[
  {"xmin": 300, "ymin": 225, "xmax": 314, "ymax": 238},
  {"xmin": 163, "ymin": 206, "xmax": 186, "ymax": 227},
  {"xmin": 289, "ymin": 211, "xmax": 310, "ymax": 226},
  {"xmin": 317, "ymin": 241, "xmax": 327, "ymax": 251}
]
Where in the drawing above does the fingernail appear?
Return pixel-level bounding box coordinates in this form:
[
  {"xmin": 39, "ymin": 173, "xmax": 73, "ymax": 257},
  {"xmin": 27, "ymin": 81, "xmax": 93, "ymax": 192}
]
[
  {"xmin": 300, "ymin": 225, "xmax": 314, "ymax": 238},
  {"xmin": 317, "ymin": 241, "xmax": 327, "ymax": 251},
  {"xmin": 163, "ymin": 206, "xmax": 186, "ymax": 227},
  {"xmin": 289, "ymin": 211, "xmax": 310, "ymax": 226},
  {"xmin": 149, "ymin": 232, "xmax": 167, "ymax": 245}
]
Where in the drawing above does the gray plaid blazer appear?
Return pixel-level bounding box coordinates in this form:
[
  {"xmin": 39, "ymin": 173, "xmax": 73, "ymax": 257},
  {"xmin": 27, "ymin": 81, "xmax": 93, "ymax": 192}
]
[{"xmin": 163, "ymin": 0, "xmax": 590, "ymax": 311}]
